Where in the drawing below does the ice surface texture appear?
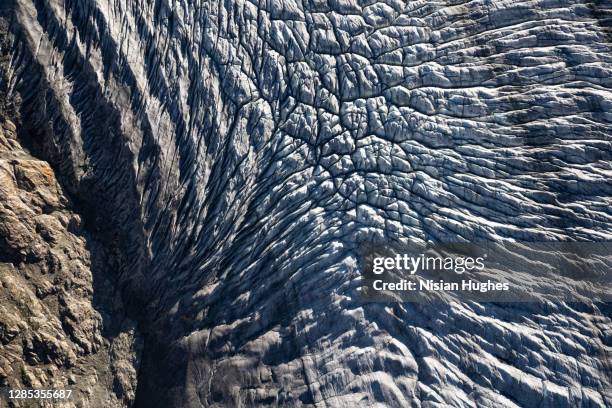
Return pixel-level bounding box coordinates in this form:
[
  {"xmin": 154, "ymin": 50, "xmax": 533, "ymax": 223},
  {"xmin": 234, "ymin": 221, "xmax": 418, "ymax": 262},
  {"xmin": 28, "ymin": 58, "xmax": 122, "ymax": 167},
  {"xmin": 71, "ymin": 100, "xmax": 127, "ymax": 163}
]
[{"xmin": 3, "ymin": 0, "xmax": 612, "ymax": 406}]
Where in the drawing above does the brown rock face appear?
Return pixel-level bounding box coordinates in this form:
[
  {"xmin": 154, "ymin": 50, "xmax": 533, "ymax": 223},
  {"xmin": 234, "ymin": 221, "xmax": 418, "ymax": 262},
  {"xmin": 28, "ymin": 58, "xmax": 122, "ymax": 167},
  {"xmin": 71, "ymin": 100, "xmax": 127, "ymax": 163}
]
[{"xmin": 0, "ymin": 118, "xmax": 141, "ymax": 408}]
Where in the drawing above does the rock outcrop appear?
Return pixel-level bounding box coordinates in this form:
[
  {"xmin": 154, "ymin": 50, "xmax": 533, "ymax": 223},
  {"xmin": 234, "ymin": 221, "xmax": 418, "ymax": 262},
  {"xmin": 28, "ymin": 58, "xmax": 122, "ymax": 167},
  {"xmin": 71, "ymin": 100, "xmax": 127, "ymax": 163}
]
[
  {"xmin": 0, "ymin": 112, "xmax": 141, "ymax": 407},
  {"xmin": 0, "ymin": 0, "xmax": 611, "ymax": 407}
]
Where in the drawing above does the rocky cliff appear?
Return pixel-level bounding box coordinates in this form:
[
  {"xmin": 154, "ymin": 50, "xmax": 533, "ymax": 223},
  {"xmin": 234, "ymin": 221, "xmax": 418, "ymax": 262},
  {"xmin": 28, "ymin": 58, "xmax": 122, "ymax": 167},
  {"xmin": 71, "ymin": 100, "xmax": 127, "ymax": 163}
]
[
  {"xmin": 0, "ymin": 15, "xmax": 141, "ymax": 407},
  {"xmin": 0, "ymin": 0, "xmax": 611, "ymax": 406},
  {"xmin": 0, "ymin": 116, "xmax": 141, "ymax": 407}
]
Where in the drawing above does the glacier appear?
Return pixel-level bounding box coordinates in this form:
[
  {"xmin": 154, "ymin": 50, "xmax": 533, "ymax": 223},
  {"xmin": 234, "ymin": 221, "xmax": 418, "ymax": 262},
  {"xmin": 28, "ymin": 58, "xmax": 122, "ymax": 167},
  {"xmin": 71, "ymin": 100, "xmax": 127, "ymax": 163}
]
[{"xmin": 0, "ymin": 0, "xmax": 611, "ymax": 406}]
